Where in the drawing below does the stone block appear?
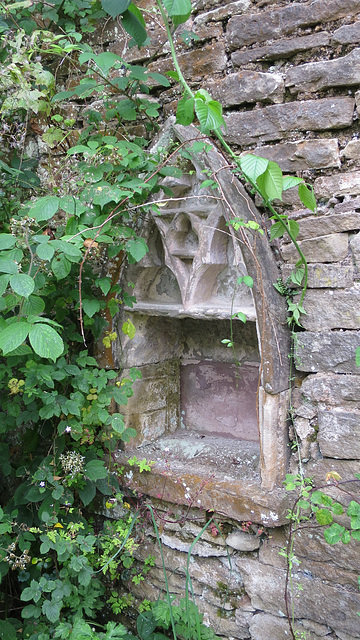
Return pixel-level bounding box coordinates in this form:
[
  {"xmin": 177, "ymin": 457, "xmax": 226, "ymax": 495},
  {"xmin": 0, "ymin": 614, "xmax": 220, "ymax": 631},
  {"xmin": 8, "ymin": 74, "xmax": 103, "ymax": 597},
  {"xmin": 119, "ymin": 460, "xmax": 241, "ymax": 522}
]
[
  {"xmin": 300, "ymin": 372, "xmax": 360, "ymax": 405},
  {"xmin": 291, "ymin": 211, "xmax": 360, "ymax": 241},
  {"xmin": 250, "ymin": 138, "xmax": 340, "ymax": 172},
  {"xmin": 249, "ymin": 612, "xmax": 329, "ymax": 640},
  {"xmin": 236, "ymin": 557, "xmax": 360, "ymax": 635},
  {"xmin": 281, "ymin": 263, "xmax": 354, "ymax": 289},
  {"xmin": 225, "ymin": 530, "xmax": 260, "ymax": 551},
  {"xmin": 231, "ymin": 33, "xmax": 330, "ymax": 65},
  {"xmin": 224, "ymin": 97, "xmax": 354, "ymax": 146},
  {"xmin": 350, "ymin": 231, "xmax": 360, "ymax": 264},
  {"xmin": 334, "ymin": 195, "xmax": 360, "ymax": 213},
  {"xmin": 318, "ymin": 408, "xmax": 360, "ymax": 459},
  {"xmin": 314, "ymin": 171, "xmax": 360, "ymax": 199},
  {"xmin": 148, "ymin": 42, "xmax": 226, "ymax": 81},
  {"xmin": 294, "ymin": 331, "xmax": 360, "ymax": 374},
  {"xmin": 280, "ymin": 233, "xmax": 348, "ymax": 264},
  {"xmin": 226, "ymin": 0, "xmax": 360, "ymax": 49},
  {"xmin": 194, "ymin": 0, "xmax": 251, "ymax": 24},
  {"xmin": 332, "ymin": 21, "xmax": 360, "ymax": 45},
  {"xmin": 341, "ymin": 139, "xmax": 360, "ymax": 160},
  {"xmin": 298, "ymin": 287, "xmax": 360, "ymax": 331},
  {"xmin": 206, "ymin": 71, "xmax": 284, "ymax": 107},
  {"xmin": 286, "ymin": 48, "xmax": 360, "ymax": 94}
]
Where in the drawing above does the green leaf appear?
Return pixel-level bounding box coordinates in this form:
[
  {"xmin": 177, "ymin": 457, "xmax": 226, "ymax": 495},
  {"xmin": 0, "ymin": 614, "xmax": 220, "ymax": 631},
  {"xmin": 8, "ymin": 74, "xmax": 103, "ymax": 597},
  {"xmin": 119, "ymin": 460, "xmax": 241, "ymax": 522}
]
[
  {"xmin": 28, "ymin": 324, "xmax": 64, "ymax": 362},
  {"xmin": 137, "ymin": 611, "xmax": 157, "ymax": 640},
  {"xmin": 298, "ymin": 183, "xmax": 317, "ymax": 212},
  {"xmin": 22, "ymin": 295, "xmax": 45, "ymax": 316},
  {"xmin": 122, "ymin": 319, "xmax": 136, "ymax": 339},
  {"xmin": 10, "ymin": 274, "xmax": 35, "ymax": 298},
  {"xmin": 315, "ymin": 508, "xmax": 333, "ymax": 526},
  {"xmin": 256, "ymin": 161, "xmax": 283, "ymax": 201},
  {"xmin": 239, "ymin": 155, "xmax": 268, "ymax": 182},
  {"xmin": 82, "ymin": 299, "xmax": 101, "ymax": 318},
  {"xmin": 162, "ymin": 0, "xmax": 191, "ymax": 23},
  {"xmin": 101, "ymin": 0, "xmax": 132, "ymax": 17},
  {"xmin": 79, "ymin": 480, "xmax": 96, "ymax": 507},
  {"xmin": 121, "ymin": 7, "xmax": 147, "ymax": 47},
  {"xmin": 0, "ymin": 234, "xmax": 16, "ymax": 251},
  {"xmin": 114, "ymin": 99, "xmax": 137, "ymax": 121},
  {"xmin": 195, "ymin": 98, "xmax": 224, "ymax": 133},
  {"xmin": 269, "ymin": 221, "xmax": 285, "ymax": 242},
  {"xmin": 29, "ymin": 196, "xmax": 59, "ymax": 222},
  {"xmin": 36, "ymin": 243, "xmax": 55, "ymax": 261},
  {"xmin": 111, "ymin": 413, "xmax": 126, "ymax": 434},
  {"xmin": 92, "ymin": 52, "xmax": 123, "ymax": 76},
  {"xmin": 85, "ymin": 459, "xmax": 108, "ymax": 481},
  {"xmin": 96, "ymin": 277, "xmax": 111, "ymax": 296},
  {"xmin": 176, "ymin": 96, "xmax": 195, "ymax": 126},
  {"xmin": 282, "ymin": 176, "xmax": 303, "ymax": 191},
  {"xmin": 0, "ymin": 274, "xmax": 10, "ymax": 296},
  {"xmin": 127, "ymin": 237, "xmax": 148, "ymax": 262},
  {"xmin": 0, "ymin": 322, "xmax": 29, "ymax": 354},
  {"xmin": 287, "ymin": 219, "xmax": 300, "ymax": 240},
  {"xmin": 51, "ymin": 254, "xmax": 71, "ymax": 280},
  {"xmin": 0, "ymin": 258, "xmax": 18, "ymax": 275},
  {"xmin": 324, "ymin": 522, "xmax": 345, "ymax": 545},
  {"xmin": 42, "ymin": 598, "xmax": 61, "ymax": 623}
]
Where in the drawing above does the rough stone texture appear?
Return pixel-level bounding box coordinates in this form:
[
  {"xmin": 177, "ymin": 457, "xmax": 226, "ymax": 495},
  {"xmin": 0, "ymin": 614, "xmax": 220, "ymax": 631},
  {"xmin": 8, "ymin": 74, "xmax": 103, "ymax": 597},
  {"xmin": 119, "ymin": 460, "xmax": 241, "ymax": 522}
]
[
  {"xmin": 301, "ymin": 372, "xmax": 360, "ymax": 405},
  {"xmin": 286, "ymin": 211, "xmax": 360, "ymax": 241},
  {"xmin": 224, "ymin": 98, "xmax": 355, "ymax": 146},
  {"xmin": 350, "ymin": 230, "xmax": 360, "ymax": 265},
  {"xmin": 318, "ymin": 408, "xmax": 360, "ymax": 459},
  {"xmin": 334, "ymin": 196, "xmax": 360, "ymax": 213},
  {"xmin": 314, "ymin": 171, "xmax": 360, "ymax": 198},
  {"xmin": 225, "ymin": 530, "xmax": 261, "ymax": 551},
  {"xmin": 341, "ymin": 139, "xmax": 360, "ymax": 160},
  {"xmin": 250, "ymin": 139, "xmax": 340, "ymax": 172},
  {"xmin": 299, "ymin": 287, "xmax": 360, "ymax": 330},
  {"xmin": 206, "ymin": 71, "xmax": 284, "ymax": 107},
  {"xmin": 286, "ymin": 48, "xmax": 360, "ymax": 94},
  {"xmin": 331, "ymin": 21, "xmax": 360, "ymax": 45},
  {"xmin": 236, "ymin": 557, "xmax": 360, "ymax": 636},
  {"xmin": 148, "ymin": 42, "xmax": 226, "ymax": 81},
  {"xmin": 280, "ymin": 233, "xmax": 349, "ymax": 264},
  {"xmin": 194, "ymin": 0, "xmax": 251, "ymax": 24},
  {"xmin": 231, "ymin": 33, "xmax": 330, "ymax": 66},
  {"xmin": 294, "ymin": 331, "xmax": 360, "ymax": 374},
  {"xmin": 249, "ymin": 613, "xmax": 329, "ymax": 640},
  {"xmin": 281, "ymin": 263, "xmax": 354, "ymax": 288},
  {"xmin": 226, "ymin": 0, "xmax": 360, "ymax": 49}
]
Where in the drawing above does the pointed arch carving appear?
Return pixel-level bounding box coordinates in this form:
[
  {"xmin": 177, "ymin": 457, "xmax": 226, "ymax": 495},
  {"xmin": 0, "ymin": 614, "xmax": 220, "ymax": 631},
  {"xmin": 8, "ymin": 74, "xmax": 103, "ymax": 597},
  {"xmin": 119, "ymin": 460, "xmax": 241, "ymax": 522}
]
[{"xmin": 119, "ymin": 121, "xmax": 291, "ymax": 491}]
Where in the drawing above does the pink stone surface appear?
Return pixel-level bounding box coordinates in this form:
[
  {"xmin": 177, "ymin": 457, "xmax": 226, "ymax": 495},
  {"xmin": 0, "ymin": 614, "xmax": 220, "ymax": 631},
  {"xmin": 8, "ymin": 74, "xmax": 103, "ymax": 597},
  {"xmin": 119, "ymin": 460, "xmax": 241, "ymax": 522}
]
[{"xmin": 180, "ymin": 361, "xmax": 259, "ymax": 441}]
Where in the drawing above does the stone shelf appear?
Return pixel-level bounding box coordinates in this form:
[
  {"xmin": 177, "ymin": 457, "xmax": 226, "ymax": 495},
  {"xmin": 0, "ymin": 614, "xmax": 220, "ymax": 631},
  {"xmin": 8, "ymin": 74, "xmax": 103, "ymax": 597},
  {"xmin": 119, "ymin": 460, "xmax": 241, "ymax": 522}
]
[{"xmin": 125, "ymin": 302, "xmax": 257, "ymax": 321}]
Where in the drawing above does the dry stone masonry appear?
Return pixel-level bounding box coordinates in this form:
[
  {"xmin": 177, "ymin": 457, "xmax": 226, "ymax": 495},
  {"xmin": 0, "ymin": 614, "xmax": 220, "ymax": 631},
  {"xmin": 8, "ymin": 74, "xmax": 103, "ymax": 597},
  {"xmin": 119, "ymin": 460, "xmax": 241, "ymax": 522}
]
[{"xmin": 88, "ymin": 0, "xmax": 360, "ymax": 637}]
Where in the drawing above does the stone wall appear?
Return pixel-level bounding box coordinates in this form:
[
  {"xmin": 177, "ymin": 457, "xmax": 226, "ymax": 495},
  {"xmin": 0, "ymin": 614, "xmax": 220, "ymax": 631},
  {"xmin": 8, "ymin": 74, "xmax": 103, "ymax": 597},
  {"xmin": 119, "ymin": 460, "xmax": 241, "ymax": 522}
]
[{"xmin": 97, "ymin": 0, "xmax": 360, "ymax": 638}]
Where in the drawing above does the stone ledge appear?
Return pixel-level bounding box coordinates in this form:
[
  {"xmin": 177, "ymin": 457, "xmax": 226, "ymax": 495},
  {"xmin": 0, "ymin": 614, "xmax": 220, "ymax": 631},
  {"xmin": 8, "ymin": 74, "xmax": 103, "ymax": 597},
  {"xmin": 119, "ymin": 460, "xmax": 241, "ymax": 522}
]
[{"xmin": 115, "ymin": 431, "xmax": 291, "ymax": 526}]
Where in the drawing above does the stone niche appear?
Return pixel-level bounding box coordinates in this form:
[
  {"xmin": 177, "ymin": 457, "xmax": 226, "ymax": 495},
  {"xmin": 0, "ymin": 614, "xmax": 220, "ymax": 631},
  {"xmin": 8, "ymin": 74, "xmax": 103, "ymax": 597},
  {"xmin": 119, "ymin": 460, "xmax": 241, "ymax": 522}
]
[{"xmin": 114, "ymin": 123, "xmax": 291, "ymax": 518}]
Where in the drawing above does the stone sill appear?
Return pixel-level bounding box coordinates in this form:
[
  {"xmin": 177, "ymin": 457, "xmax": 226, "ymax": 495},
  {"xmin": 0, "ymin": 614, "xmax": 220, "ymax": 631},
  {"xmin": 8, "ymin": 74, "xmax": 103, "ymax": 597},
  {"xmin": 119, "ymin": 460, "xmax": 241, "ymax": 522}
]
[
  {"xmin": 115, "ymin": 430, "xmax": 291, "ymax": 527},
  {"xmin": 124, "ymin": 302, "xmax": 257, "ymax": 321}
]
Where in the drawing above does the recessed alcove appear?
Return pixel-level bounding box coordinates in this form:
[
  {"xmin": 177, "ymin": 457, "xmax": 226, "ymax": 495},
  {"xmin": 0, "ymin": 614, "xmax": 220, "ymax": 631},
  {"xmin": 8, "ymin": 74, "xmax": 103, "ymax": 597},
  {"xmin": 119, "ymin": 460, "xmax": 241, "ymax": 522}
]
[{"xmin": 113, "ymin": 122, "xmax": 291, "ymax": 504}]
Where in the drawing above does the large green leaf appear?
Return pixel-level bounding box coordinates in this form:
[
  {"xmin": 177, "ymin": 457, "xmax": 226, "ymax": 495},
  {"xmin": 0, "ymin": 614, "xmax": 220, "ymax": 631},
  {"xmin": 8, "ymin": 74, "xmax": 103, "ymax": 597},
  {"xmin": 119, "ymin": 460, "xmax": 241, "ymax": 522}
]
[
  {"xmin": 176, "ymin": 96, "xmax": 195, "ymax": 126},
  {"xmin": 29, "ymin": 196, "xmax": 60, "ymax": 222},
  {"xmin": 51, "ymin": 254, "xmax": 71, "ymax": 280},
  {"xmin": 0, "ymin": 258, "xmax": 18, "ymax": 275},
  {"xmin": 42, "ymin": 598, "xmax": 61, "ymax": 623},
  {"xmin": 239, "ymin": 155, "xmax": 268, "ymax": 183},
  {"xmin": 194, "ymin": 98, "xmax": 224, "ymax": 133},
  {"xmin": 36, "ymin": 243, "xmax": 55, "ymax": 261},
  {"xmin": 82, "ymin": 299, "xmax": 101, "ymax": 318},
  {"xmin": 85, "ymin": 459, "xmax": 108, "ymax": 481},
  {"xmin": 298, "ymin": 183, "xmax": 317, "ymax": 212},
  {"xmin": 126, "ymin": 237, "xmax": 148, "ymax": 262},
  {"xmin": 282, "ymin": 176, "xmax": 303, "ymax": 191},
  {"xmin": 121, "ymin": 7, "xmax": 147, "ymax": 47},
  {"xmin": 0, "ymin": 322, "xmax": 29, "ymax": 355},
  {"xmin": 101, "ymin": 0, "xmax": 132, "ymax": 17},
  {"xmin": 0, "ymin": 274, "xmax": 10, "ymax": 296},
  {"xmin": 79, "ymin": 480, "xmax": 96, "ymax": 507},
  {"xmin": 10, "ymin": 274, "xmax": 35, "ymax": 298},
  {"xmin": 162, "ymin": 0, "xmax": 191, "ymax": 23},
  {"xmin": 256, "ymin": 161, "xmax": 283, "ymax": 201},
  {"xmin": 0, "ymin": 234, "xmax": 16, "ymax": 251},
  {"xmin": 28, "ymin": 324, "xmax": 64, "ymax": 362}
]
